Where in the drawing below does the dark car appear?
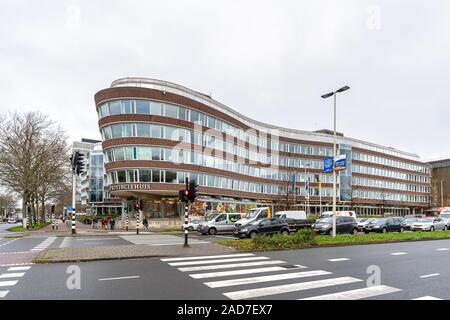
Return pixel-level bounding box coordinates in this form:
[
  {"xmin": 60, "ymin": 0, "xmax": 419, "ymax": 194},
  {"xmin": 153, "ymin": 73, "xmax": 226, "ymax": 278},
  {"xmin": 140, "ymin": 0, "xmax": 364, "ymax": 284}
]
[
  {"xmin": 400, "ymin": 217, "xmax": 418, "ymax": 231},
  {"xmin": 364, "ymin": 218, "xmax": 402, "ymax": 233},
  {"xmin": 312, "ymin": 216, "xmax": 358, "ymax": 235},
  {"xmin": 233, "ymin": 218, "xmax": 293, "ymax": 239}
]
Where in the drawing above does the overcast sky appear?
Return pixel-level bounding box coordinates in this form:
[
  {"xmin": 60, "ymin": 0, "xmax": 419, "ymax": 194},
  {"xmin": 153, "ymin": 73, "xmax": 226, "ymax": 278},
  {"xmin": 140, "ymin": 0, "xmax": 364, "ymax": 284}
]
[{"xmin": 1, "ymin": 0, "xmax": 449, "ymax": 161}]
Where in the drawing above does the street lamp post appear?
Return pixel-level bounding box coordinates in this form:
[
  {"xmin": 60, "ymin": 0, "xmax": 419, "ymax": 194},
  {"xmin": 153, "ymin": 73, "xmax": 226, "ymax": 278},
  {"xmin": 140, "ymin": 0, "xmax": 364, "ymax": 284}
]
[
  {"xmin": 321, "ymin": 86, "xmax": 350, "ymax": 238},
  {"xmin": 304, "ymin": 163, "xmax": 311, "ymax": 214}
]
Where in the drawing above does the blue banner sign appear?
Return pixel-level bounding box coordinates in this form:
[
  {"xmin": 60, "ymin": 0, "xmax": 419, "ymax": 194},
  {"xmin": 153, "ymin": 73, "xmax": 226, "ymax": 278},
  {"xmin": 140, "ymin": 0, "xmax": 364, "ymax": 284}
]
[
  {"xmin": 334, "ymin": 154, "xmax": 347, "ymax": 171},
  {"xmin": 324, "ymin": 157, "xmax": 333, "ymax": 173}
]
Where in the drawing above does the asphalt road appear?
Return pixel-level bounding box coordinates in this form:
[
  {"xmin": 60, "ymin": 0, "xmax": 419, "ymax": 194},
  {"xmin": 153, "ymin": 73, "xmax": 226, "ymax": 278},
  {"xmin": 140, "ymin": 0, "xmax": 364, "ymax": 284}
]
[
  {"xmin": 0, "ymin": 222, "xmax": 20, "ymax": 235},
  {"xmin": 3, "ymin": 238, "xmax": 450, "ymax": 300}
]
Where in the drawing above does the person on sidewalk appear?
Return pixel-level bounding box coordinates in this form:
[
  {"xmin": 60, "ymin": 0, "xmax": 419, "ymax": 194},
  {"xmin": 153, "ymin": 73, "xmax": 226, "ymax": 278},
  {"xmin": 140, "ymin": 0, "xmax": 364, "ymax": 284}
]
[
  {"xmin": 110, "ymin": 218, "xmax": 115, "ymax": 230},
  {"xmin": 143, "ymin": 217, "xmax": 149, "ymax": 230}
]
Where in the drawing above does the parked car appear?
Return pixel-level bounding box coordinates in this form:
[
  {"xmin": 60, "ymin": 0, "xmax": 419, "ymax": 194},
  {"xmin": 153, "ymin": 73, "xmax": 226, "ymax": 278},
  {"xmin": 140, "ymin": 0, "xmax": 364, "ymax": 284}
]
[
  {"xmin": 181, "ymin": 216, "xmax": 205, "ymax": 231},
  {"xmin": 364, "ymin": 218, "xmax": 402, "ymax": 233},
  {"xmin": 357, "ymin": 218, "xmax": 374, "ymax": 231},
  {"xmin": 197, "ymin": 212, "xmax": 242, "ymax": 235},
  {"xmin": 234, "ymin": 207, "xmax": 271, "ymax": 228},
  {"xmin": 233, "ymin": 218, "xmax": 293, "ymax": 239},
  {"xmin": 7, "ymin": 216, "xmax": 18, "ymax": 224},
  {"xmin": 411, "ymin": 218, "xmax": 446, "ymax": 232},
  {"xmin": 439, "ymin": 211, "xmax": 450, "ymax": 229},
  {"xmin": 274, "ymin": 211, "xmax": 306, "ymax": 220},
  {"xmin": 400, "ymin": 217, "xmax": 419, "ymax": 231},
  {"xmin": 321, "ymin": 211, "xmax": 357, "ymax": 220},
  {"xmin": 312, "ymin": 216, "xmax": 358, "ymax": 235}
]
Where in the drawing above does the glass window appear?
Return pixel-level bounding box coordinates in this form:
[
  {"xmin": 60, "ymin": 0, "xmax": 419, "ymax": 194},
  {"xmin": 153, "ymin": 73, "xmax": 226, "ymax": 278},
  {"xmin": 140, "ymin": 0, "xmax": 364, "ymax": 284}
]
[
  {"xmin": 136, "ymin": 100, "xmax": 150, "ymax": 114},
  {"xmin": 136, "ymin": 123, "xmax": 150, "ymax": 137},
  {"xmin": 139, "ymin": 170, "xmax": 151, "ymax": 182},
  {"xmin": 190, "ymin": 110, "xmax": 200, "ymax": 124},
  {"xmin": 109, "ymin": 101, "xmax": 121, "ymax": 115},
  {"xmin": 117, "ymin": 171, "xmax": 126, "ymax": 183},
  {"xmin": 150, "ymin": 125, "xmax": 162, "ymax": 138},
  {"xmin": 100, "ymin": 103, "xmax": 109, "ymax": 117},
  {"xmin": 164, "ymin": 126, "xmax": 177, "ymax": 140},
  {"xmin": 151, "ymin": 148, "xmax": 161, "ymax": 161},
  {"xmin": 166, "ymin": 171, "xmax": 177, "ymax": 183},
  {"xmin": 123, "ymin": 123, "xmax": 135, "ymax": 137},
  {"xmin": 102, "ymin": 127, "xmax": 112, "ymax": 140},
  {"xmin": 178, "ymin": 107, "xmax": 187, "ymax": 121},
  {"xmin": 165, "ymin": 104, "xmax": 178, "ymax": 118},
  {"xmin": 122, "ymin": 100, "xmax": 133, "ymax": 114},
  {"xmin": 114, "ymin": 147, "xmax": 125, "ymax": 161},
  {"xmin": 150, "ymin": 101, "xmax": 162, "ymax": 115},
  {"xmin": 138, "ymin": 147, "xmax": 151, "ymax": 160},
  {"xmin": 152, "ymin": 170, "xmax": 160, "ymax": 182},
  {"xmin": 124, "ymin": 147, "xmax": 134, "ymax": 160},
  {"xmin": 111, "ymin": 124, "xmax": 123, "ymax": 138},
  {"xmin": 164, "ymin": 149, "xmax": 174, "ymax": 162}
]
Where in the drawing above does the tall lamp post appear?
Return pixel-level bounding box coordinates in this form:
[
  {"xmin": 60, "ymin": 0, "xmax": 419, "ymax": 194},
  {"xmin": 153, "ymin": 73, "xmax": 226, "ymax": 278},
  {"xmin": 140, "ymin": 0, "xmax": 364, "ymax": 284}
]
[
  {"xmin": 321, "ymin": 86, "xmax": 350, "ymax": 237},
  {"xmin": 303, "ymin": 163, "xmax": 311, "ymax": 214}
]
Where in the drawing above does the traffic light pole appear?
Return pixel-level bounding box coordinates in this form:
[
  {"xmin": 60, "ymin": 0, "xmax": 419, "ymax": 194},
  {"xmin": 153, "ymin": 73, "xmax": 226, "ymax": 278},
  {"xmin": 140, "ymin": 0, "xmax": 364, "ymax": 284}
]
[
  {"xmin": 71, "ymin": 171, "xmax": 77, "ymax": 235},
  {"xmin": 136, "ymin": 206, "xmax": 140, "ymax": 235},
  {"xmin": 126, "ymin": 208, "xmax": 129, "ymax": 232},
  {"xmin": 184, "ymin": 201, "xmax": 189, "ymax": 247}
]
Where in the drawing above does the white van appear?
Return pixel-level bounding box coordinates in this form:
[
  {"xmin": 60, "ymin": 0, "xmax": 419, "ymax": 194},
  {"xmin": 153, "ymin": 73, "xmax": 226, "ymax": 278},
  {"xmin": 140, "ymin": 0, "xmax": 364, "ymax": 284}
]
[
  {"xmin": 321, "ymin": 211, "xmax": 357, "ymax": 219},
  {"xmin": 274, "ymin": 211, "xmax": 307, "ymax": 220},
  {"xmin": 235, "ymin": 207, "xmax": 271, "ymax": 227}
]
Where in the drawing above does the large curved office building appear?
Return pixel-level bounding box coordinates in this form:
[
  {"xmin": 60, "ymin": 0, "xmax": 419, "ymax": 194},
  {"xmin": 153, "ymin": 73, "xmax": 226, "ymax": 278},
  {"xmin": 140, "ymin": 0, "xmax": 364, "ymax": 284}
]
[{"xmin": 95, "ymin": 78, "xmax": 431, "ymax": 219}]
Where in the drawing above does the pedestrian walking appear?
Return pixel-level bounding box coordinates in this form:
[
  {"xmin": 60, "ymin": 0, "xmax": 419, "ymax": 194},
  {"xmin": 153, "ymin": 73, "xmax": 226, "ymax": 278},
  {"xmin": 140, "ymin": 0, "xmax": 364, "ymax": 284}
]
[
  {"xmin": 110, "ymin": 218, "xmax": 115, "ymax": 230},
  {"xmin": 143, "ymin": 217, "xmax": 149, "ymax": 230}
]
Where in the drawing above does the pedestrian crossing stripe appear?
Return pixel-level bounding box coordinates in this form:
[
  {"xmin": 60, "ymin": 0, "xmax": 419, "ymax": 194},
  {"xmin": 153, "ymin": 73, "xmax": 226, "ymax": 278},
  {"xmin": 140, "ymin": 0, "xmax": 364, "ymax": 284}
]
[
  {"xmin": 0, "ymin": 291, "xmax": 9, "ymax": 298},
  {"xmin": 204, "ymin": 270, "xmax": 332, "ymax": 288},
  {"xmin": 223, "ymin": 277, "xmax": 363, "ymax": 300},
  {"xmin": 178, "ymin": 260, "xmax": 288, "ymax": 272},
  {"xmin": 299, "ymin": 285, "xmax": 402, "ymax": 300},
  {"xmin": 161, "ymin": 253, "xmax": 255, "ymax": 262},
  {"xmin": 190, "ymin": 266, "xmax": 296, "ymax": 279},
  {"xmin": 168, "ymin": 256, "xmax": 269, "ymax": 267}
]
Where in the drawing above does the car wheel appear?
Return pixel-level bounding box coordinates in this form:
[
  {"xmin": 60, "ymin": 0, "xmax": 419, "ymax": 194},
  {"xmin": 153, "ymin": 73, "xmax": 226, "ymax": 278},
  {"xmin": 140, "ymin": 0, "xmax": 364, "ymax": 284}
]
[
  {"xmin": 430, "ymin": 226, "xmax": 435, "ymax": 232},
  {"xmin": 281, "ymin": 229, "xmax": 289, "ymax": 236},
  {"xmin": 382, "ymin": 227, "xmax": 387, "ymax": 234},
  {"xmin": 208, "ymin": 227, "xmax": 217, "ymax": 235},
  {"xmin": 188, "ymin": 226, "xmax": 194, "ymax": 231},
  {"xmin": 249, "ymin": 231, "xmax": 258, "ymax": 239}
]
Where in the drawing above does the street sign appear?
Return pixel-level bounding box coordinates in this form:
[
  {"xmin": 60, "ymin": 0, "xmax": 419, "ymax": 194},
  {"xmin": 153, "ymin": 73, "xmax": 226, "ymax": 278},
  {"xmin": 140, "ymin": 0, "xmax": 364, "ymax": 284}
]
[
  {"xmin": 67, "ymin": 205, "xmax": 73, "ymax": 213},
  {"xmin": 334, "ymin": 154, "xmax": 347, "ymax": 171},
  {"xmin": 324, "ymin": 157, "xmax": 333, "ymax": 173}
]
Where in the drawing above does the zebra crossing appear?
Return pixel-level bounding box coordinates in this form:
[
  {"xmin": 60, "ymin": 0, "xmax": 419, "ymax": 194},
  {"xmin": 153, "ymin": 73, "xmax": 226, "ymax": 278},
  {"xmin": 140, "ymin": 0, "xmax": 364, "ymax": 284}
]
[
  {"xmin": 0, "ymin": 264, "xmax": 32, "ymax": 299},
  {"xmin": 161, "ymin": 253, "xmax": 405, "ymax": 300},
  {"xmin": 31, "ymin": 237, "xmax": 57, "ymax": 251}
]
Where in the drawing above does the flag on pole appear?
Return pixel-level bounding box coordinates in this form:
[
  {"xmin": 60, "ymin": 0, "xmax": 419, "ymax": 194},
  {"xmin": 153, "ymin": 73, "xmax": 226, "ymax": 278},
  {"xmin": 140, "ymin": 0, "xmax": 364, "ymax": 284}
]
[{"xmin": 291, "ymin": 174, "xmax": 296, "ymax": 193}]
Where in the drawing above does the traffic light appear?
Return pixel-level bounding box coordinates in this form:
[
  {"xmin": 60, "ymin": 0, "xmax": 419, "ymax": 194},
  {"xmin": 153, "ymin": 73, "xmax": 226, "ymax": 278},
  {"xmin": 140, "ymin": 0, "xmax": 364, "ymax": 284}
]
[
  {"xmin": 139, "ymin": 200, "xmax": 144, "ymax": 211},
  {"xmin": 188, "ymin": 180, "xmax": 198, "ymax": 202},
  {"xmin": 51, "ymin": 205, "xmax": 55, "ymax": 214},
  {"xmin": 178, "ymin": 189, "xmax": 189, "ymax": 203},
  {"xmin": 135, "ymin": 201, "xmax": 140, "ymax": 210},
  {"xmin": 71, "ymin": 151, "xmax": 86, "ymax": 175}
]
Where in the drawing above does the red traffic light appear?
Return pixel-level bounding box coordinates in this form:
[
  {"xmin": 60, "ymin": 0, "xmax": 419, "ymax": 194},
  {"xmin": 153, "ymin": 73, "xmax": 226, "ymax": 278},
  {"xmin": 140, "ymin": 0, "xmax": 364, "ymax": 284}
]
[{"xmin": 184, "ymin": 190, "xmax": 189, "ymax": 196}]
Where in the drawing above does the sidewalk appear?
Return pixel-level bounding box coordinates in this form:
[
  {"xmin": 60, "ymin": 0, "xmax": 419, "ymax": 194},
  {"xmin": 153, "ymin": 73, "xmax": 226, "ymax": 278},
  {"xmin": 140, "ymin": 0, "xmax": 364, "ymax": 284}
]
[{"xmin": 32, "ymin": 242, "xmax": 236, "ymax": 264}]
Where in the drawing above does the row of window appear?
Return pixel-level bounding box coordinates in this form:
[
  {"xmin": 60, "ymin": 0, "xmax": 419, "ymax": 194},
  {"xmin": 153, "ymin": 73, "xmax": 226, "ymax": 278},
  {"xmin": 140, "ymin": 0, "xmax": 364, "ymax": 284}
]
[
  {"xmin": 353, "ymin": 190, "xmax": 429, "ymax": 203},
  {"xmin": 101, "ymin": 123, "xmax": 326, "ymax": 170},
  {"xmin": 353, "ymin": 152, "xmax": 430, "ymax": 174},
  {"xmin": 352, "ymin": 177, "xmax": 431, "ymax": 194},
  {"xmin": 352, "ymin": 164, "xmax": 431, "ymax": 184},
  {"xmin": 107, "ymin": 169, "xmax": 334, "ymax": 197},
  {"xmin": 105, "ymin": 146, "xmax": 334, "ymax": 184},
  {"xmin": 98, "ymin": 98, "xmax": 423, "ymax": 163},
  {"xmin": 98, "ymin": 99, "xmax": 335, "ymax": 158}
]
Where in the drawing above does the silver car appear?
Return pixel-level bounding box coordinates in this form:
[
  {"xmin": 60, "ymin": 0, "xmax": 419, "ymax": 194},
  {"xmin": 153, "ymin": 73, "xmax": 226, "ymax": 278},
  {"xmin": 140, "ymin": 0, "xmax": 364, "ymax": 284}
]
[
  {"xmin": 411, "ymin": 217, "xmax": 447, "ymax": 232},
  {"xmin": 197, "ymin": 213, "xmax": 242, "ymax": 235},
  {"xmin": 439, "ymin": 212, "xmax": 450, "ymax": 229}
]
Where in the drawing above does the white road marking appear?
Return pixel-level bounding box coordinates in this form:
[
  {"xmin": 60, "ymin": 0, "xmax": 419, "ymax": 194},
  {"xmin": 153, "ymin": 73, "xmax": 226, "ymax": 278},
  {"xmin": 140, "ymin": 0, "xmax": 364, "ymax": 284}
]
[
  {"xmin": 169, "ymin": 256, "xmax": 269, "ymax": 266},
  {"xmin": 390, "ymin": 252, "xmax": 408, "ymax": 256},
  {"xmin": 98, "ymin": 276, "xmax": 140, "ymax": 281},
  {"xmin": 300, "ymin": 285, "xmax": 402, "ymax": 300},
  {"xmin": 0, "ymin": 290, "xmax": 9, "ymax": 298},
  {"xmin": 205, "ymin": 270, "xmax": 332, "ymax": 288},
  {"xmin": 328, "ymin": 258, "xmax": 350, "ymax": 262},
  {"xmin": 223, "ymin": 277, "xmax": 362, "ymax": 300},
  {"xmin": 0, "ymin": 273, "xmax": 25, "ymax": 279},
  {"xmin": 190, "ymin": 267, "xmax": 290, "ymax": 279},
  {"xmin": 31, "ymin": 237, "xmax": 56, "ymax": 251},
  {"xmin": 59, "ymin": 238, "xmax": 72, "ymax": 248},
  {"xmin": 436, "ymin": 248, "xmax": 450, "ymax": 251},
  {"xmin": 7, "ymin": 266, "xmax": 31, "ymax": 271},
  {"xmin": 0, "ymin": 251, "xmax": 33, "ymax": 255},
  {"xmin": 178, "ymin": 260, "xmax": 288, "ymax": 272},
  {"xmin": 413, "ymin": 296, "xmax": 442, "ymax": 300},
  {"xmin": 0, "ymin": 263, "xmax": 34, "ymax": 267},
  {"xmin": 76, "ymin": 238, "xmax": 119, "ymax": 241},
  {"xmin": 0, "ymin": 281, "xmax": 18, "ymax": 287},
  {"xmin": 420, "ymin": 273, "xmax": 440, "ymax": 278},
  {"xmin": 161, "ymin": 253, "xmax": 255, "ymax": 262}
]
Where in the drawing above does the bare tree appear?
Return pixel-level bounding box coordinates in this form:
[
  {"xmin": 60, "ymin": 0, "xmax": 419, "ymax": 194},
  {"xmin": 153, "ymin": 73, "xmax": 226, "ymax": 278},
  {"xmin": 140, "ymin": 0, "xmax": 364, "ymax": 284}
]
[
  {"xmin": 278, "ymin": 176, "xmax": 294, "ymax": 210},
  {"xmin": 0, "ymin": 112, "xmax": 69, "ymax": 225},
  {"xmin": 0, "ymin": 191, "xmax": 16, "ymax": 220}
]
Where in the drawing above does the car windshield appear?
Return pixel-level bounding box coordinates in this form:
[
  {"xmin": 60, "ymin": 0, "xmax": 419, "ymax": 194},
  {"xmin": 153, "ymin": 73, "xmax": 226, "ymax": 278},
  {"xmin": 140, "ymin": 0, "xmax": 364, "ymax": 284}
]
[
  {"xmin": 417, "ymin": 218, "xmax": 433, "ymax": 223},
  {"xmin": 205, "ymin": 214, "xmax": 219, "ymax": 221},
  {"xmin": 317, "ymin": 218, "xmax": 332, "ymax": 223},
  {"xmin": 403, "ymin": 218, "xmax": 417, "ymax": 223},
  {"xmin": 440, "ymin": 213, "xmax": 450, "ymax": 219},
  {"xmin": 248, "ymin": 219, "xmax": 266, "ymax": 226},
  {"xmin": 246, "ymin": 209, "xmax": 260, "ymax": 219},
  {"xmin": 369, "ymin": 219, "xmax": 385, "ymax": 224}
]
